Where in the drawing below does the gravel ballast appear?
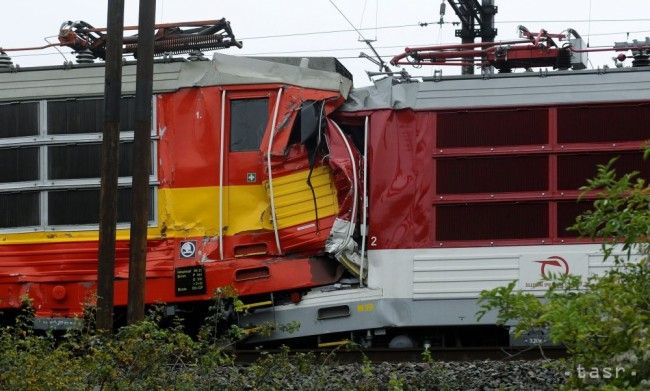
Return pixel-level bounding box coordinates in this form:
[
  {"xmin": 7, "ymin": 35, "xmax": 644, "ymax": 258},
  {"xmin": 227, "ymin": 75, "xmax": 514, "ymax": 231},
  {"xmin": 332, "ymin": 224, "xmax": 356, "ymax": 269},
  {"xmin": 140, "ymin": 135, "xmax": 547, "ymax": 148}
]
[{"xmin": 206, "ymin": 359, "xmax": 566, "ymax": 390}]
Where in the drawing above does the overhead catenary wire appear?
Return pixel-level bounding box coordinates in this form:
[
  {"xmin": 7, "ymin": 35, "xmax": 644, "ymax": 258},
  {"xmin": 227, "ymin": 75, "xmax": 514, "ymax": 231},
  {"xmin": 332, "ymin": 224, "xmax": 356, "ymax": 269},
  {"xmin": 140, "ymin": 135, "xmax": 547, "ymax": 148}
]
[
  {"xmin": 587, "ymin": 0, "xmax": 593, "ymax": 46},
  {"xmin": 243, "ymin": 42, "xmax": 433, "ymax": 56},
  {"xmin": 232, "ymin": 30, "xmax": 650, "ymax": 57},
  {"xmin": 6, "ymin": 17, "xmax": 650, "ymax": 60},
  {"xmin": 239, "ymin": 18, "xmax": 650, "ymax": 41},
  {"xmin": 7, "ymin": 22, "xmax": 432, "ymax": 58},
  {"xmin": 240, "ymin": 22, "xmax": 432, "ymax": 40},
  {"xmin": 589, "ymin": 29, "xmax": 650, "ymax": 37},
  {"xmin": 6, "ymin": 17, "xmax": 650, "ymax": 57},
  {"xmin": 374, "ymin": 0, "xmax": 379, "ymax": 41},
  {"xmin": 11, "ymin": 25, "xmax": 650, "ymax": 61},
  {"xmin": 12, "ymin": 27, "xmax": 650, "ymax": 61},
  {"xmin": 358, "ymin": 0, "xmax": 369, "ymax": 41},
  {"xmin": 4, "ymin": 16, "xmax": 650, "ymax": 55},
  {"xmin": 328, "ymin": 0, "xmax": 372, "ymax": 42},
  {"xmin": 328, "ymin": 0, "xmax": 389, "ymax": 71},
  {"xmin": 480, "ymin": 18, "xmax": 650, "ymax": 24}
]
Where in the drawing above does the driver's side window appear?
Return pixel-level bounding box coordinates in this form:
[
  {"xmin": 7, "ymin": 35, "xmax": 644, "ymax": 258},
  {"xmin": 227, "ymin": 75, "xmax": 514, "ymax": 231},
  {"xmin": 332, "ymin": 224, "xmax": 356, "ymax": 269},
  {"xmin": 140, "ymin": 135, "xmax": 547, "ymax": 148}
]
[{"xmin": 229, "ymin": 98, "xmax": 269, "ymax": 152}]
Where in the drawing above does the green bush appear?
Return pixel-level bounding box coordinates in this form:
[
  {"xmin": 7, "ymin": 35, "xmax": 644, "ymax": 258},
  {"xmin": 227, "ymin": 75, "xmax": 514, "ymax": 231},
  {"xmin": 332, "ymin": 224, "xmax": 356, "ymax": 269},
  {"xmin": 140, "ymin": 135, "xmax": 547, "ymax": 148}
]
[
  {"xmin": 0, "ymin": 301, "xmax": 239, "ymax": 390},
  {"xmin": 478, "ymin": 148, "xmax": 650, "ymax": 390}
]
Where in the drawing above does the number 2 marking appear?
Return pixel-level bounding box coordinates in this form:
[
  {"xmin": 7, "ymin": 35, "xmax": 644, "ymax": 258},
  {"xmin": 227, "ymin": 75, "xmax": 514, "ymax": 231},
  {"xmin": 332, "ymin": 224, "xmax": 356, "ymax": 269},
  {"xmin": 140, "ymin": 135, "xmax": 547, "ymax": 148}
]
[{"xmin": 370, "ymin": 236, "xmax": 377, "ymax": 247}]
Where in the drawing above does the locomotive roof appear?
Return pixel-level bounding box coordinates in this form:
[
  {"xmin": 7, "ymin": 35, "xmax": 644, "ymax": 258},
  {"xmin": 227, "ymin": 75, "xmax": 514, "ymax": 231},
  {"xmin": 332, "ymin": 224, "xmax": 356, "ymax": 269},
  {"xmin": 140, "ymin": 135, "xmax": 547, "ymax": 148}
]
[
  {"xmin": 0, "ymin": 53, "xmax": 352, "ymax": 102},
  {"xmin": 341, "ymin": 66, "xmax": 650, "ymax": 112}
]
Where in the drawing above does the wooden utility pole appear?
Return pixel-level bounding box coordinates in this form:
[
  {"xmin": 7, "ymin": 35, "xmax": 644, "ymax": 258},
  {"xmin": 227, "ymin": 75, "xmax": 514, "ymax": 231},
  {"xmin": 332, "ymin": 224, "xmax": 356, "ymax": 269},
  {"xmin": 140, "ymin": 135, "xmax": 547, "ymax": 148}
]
[
  {"xmin": 127, "ymin": 0, "xmax": 156, "ymax": 324},
  {"xmin": 97, "ymin": 0, "xmax": 125, "ymax": 332}
]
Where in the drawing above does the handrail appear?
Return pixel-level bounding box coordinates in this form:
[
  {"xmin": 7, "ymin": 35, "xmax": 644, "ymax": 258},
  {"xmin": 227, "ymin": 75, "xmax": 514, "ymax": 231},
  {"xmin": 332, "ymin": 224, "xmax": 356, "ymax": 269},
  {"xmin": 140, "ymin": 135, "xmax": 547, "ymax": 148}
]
[
  {"xmin": 218, "ymin": 89, "xmax": 226, "ymax": 260},
  {"xmin": 359, "ymin": 116, "xmax": 369, "ymax": 286},
  {"xmin": 267, "ymin": 87, "xmax": 284, "ymax": 255}
]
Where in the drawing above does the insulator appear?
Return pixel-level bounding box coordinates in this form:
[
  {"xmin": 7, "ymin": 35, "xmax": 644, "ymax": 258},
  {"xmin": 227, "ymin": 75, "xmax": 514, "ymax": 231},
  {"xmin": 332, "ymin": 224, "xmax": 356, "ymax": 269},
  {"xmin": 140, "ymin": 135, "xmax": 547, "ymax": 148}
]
[
  {"xmin": 632, "ymin": 54, "xmax": 650, "ymax": 67},
  {"xmin": 161, "ymin": 52, "xmax": 175, "ymax": 62},
  {"xmin": 439, "ymin": 1, "xmax": 446, "ymax": 16},
  {"xmin": 75, "ymin": 49, "xmax": 95, "ymax": 64},
  {"xmin": 187, "ymin": 49, "xmax": 207, "ymax": 61},
  {"xmin": 614, "ymin": 37, "xmax": 650, "ymax": 67},
  {"xmin": 0, "ymin": 51, "xmax": 13, "ymax": 69}
]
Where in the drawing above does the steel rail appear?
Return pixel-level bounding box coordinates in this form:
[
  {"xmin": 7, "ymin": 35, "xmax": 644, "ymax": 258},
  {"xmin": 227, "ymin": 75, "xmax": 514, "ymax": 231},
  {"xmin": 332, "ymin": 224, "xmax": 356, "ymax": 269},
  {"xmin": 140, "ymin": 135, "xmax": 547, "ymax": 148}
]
[{"xmin": 233, "ymin": 346, "xmax": 567, "ymax": 363}]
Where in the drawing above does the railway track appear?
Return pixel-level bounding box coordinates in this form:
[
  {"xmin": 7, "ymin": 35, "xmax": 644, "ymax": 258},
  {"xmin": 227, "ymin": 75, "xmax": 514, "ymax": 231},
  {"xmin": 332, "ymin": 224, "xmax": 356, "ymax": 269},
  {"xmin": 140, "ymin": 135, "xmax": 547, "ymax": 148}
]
[{"xmin": 233, "ymin": 346, "xmax": 566, "ymax": 363}]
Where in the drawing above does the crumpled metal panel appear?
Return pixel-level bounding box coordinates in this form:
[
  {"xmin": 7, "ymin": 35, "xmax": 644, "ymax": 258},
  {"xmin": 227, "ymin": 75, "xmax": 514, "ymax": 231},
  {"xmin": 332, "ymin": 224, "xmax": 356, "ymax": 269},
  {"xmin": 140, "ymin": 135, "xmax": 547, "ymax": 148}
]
[
  {"xmin": 198, "ymin": 54, "xmax": 352, "ymax": 96},
  {"xmin": 340, "ymin": 68, "xmax": 650, "ymax": 112},
  {"xmin": 322, "ymin": 119, "xmax": 365, "ymax": 275},
  {"xmin": 324, "ymin": 118, "xmax": 362, "ymax": 222},
  {"xmin": 340, "ymin": 77, "xmax": 418, "ymax": 112},
  {"xmin": 270, "ymin": 166, "xmax": 338, "ymax": 230},
  {"xmin": 366, "ymin": 110, "xmax": 436, "ymax": 249},
  {"xmin": 325, "ymin": 217, "xmax": 363, "ymax": 276}
]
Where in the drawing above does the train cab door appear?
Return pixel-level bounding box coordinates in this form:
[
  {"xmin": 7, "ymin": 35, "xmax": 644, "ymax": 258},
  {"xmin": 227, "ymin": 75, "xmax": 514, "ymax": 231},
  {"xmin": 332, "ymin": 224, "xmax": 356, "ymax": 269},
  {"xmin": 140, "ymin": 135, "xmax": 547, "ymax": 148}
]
[{"xmin": 222, "ymin": 89, "xmax": 278, "ymax": 259}]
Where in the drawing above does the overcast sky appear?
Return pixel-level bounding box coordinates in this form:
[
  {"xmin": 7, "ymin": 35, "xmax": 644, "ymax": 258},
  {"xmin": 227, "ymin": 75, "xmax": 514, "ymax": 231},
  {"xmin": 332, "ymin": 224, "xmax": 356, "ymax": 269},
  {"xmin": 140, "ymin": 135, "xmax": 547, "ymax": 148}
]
[{"xmin": 1, "ymin": 0, "xmax": 649, "ymax": 86}]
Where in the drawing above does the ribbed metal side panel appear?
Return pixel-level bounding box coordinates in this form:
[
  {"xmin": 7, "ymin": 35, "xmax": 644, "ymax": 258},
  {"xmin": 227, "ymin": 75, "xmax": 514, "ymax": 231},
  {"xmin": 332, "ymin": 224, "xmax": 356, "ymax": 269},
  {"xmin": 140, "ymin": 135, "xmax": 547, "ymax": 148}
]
[
  {"xmin": 436, "ymin": 203, "xmax": 548, "ymax": 241},
  {"xmin": 437, "ymin": 155, "xmax": 548, "ymax": 194},
  {"xmin": 412, "ymin": 254, "xmax": 519, "ymax": 299},
  {"xmin": 437, "ymin": 109, "xmax": 548, "ymax": 147},
  {"xmin": 558, "ymin": 151, "xmax": 649, "ymax": 190},
  {"xmin": 556, "ymin": 201, "xmax": 593, "ymax": 238},
  {"xmin": 558, "ymin": 103, "xmax": 650, "ymax": 143},
  {"xmin": 588, "ymin": 254, "xmax": 617, "ymax": 278}
]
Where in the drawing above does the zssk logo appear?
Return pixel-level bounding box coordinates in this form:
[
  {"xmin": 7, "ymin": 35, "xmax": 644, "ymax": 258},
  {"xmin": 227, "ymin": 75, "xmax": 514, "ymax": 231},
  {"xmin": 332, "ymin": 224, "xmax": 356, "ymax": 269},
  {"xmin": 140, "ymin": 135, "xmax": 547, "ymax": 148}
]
[{"xmin": 535, "ymin": 256, "xmax": 569, "ymax": 278}]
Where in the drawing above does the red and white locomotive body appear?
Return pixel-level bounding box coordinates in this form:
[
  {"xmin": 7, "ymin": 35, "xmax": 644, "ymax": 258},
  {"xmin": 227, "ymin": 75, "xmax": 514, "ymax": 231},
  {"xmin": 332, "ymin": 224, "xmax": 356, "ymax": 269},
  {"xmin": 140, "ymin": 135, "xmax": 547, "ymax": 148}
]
[
  {"xmin": 0, "ymin": 37, "xmax": 648, "ymax": 344},
  {"xmin": 244, "ymin": 65, "xmax": 650, "ymax": 344}
]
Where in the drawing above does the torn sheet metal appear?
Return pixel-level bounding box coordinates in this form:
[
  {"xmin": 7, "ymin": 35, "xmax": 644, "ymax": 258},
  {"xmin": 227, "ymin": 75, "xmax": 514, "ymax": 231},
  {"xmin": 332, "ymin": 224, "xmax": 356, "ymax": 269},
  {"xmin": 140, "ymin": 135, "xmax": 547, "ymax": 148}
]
[
  {"xmin": 324, "ymin": 118, "xmax": 362, "ymax": 222},
  {"xmin": 323, "ymin": 119, "xmax": 365, "ymax": 276},
  {"xmin": 197, "ymin": 54, "xmax": 353, "ymax": 96},
  {"xmin": 325, "ymin": 218, "xmax": 364, "ymax": 277},
  {"xmin": 340, "ymin": 77, "xmax": 417, "ymax": 112},
  {"xmin": 265, "ymin": 91, "xmax": 344, "ymax": 157}
]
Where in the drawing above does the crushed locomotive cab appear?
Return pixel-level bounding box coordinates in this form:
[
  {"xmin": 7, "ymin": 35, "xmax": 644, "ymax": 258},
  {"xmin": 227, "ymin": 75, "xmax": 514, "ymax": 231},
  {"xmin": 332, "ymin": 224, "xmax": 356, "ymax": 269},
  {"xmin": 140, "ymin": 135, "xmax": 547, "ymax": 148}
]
[{"xmin": 0, "ymin": 54, "xmax": 362, "ymax": 320}]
